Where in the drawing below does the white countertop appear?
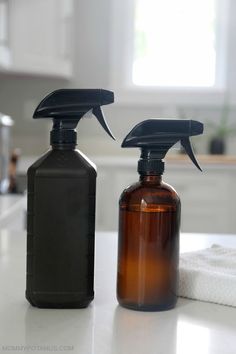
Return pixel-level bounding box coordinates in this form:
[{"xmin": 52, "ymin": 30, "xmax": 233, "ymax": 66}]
[
  {"xmin": 0, "ymin": 195, "xmax": 25, "ymax": 219},
  {"xmin": 0, "ymin": 195, "xmax": 26, "ymax": 231},
  {"xmin": 0, "ymin": 231, "xmax": 236, "ymax": 354}
]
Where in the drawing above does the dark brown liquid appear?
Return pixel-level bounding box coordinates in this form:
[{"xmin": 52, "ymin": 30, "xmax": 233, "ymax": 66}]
[{"xmin": 117, "ymin": 175, "xmax": 180, "ymax": 311}]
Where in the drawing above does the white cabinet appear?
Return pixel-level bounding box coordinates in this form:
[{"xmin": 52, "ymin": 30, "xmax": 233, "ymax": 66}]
[
  {"xmin": 0, "ymin": 0, "xmax": 73, "ymax": 78},
  {"xmin": 0, "ymin": 0, "xmax": 11, "ymax": 68},
  {"xmin": 94, "ymin": 157, "xmax": 236, "ymax": 234},
  {"xmin": 165, "ymin": 169, "xmax": 234, "ymax": 234}
]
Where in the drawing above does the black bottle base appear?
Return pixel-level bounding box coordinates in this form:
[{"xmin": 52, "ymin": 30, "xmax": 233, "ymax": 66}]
[
  {"xmin": 26, "ymin": 291, "xmax": 94, "ymax": 309},
  {"xmin": 118, "ymin": 299, "xmax": 177, "ymax": 312}
]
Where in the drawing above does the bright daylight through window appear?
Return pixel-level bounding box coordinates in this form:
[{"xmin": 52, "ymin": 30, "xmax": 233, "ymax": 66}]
[{"xmin": 133, "ymin": 0, "xmax": 217, "ymax": 87}]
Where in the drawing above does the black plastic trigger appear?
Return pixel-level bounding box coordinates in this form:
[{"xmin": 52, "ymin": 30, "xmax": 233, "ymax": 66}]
[
  {"xmin": 181, "ymin": 138, "xmax": 202, "ymax": 171},
  {"xmin": 92, "ymin": 107, "xmax": 115, "ymax": 140}
]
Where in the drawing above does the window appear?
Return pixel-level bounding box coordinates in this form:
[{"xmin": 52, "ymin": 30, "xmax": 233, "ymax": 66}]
[
  {"xmin": 133, "ymin": 0, "xmax": 216, "ymax": 87},
  {"xmin": 111, "ymin": 0, "xmax": 229, "ymax": 105}
]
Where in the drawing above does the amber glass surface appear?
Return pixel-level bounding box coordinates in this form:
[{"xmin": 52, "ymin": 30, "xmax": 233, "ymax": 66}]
[{"xmin": 117, "ymin": 175, "xmax": 180, "ymax": 311}]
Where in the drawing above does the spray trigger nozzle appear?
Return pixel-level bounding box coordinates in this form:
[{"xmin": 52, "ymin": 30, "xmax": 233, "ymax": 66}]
[
  {"xmin": 121, "ymin": 118, "xmax": 204, "ymax": 174},
  {"xmin": 33, "ymin": 89, "xmax": 115, "ymax": 144},
  {"xmin": 181, "ymin": 138, "xmax": 202, "ymax": 171},
  {"xmin": 92, "ymin": 106, "xmax": 115, "ymax": 140}
]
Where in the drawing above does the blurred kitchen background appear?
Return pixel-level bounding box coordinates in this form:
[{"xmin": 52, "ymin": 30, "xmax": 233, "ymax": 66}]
[{"xmin": 0, "ymin": 0, "xmax": 236, "ymax": 233}]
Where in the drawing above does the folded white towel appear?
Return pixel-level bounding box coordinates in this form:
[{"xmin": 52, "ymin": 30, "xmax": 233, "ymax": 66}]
[{"xmin": 178, "ymin": 244, "xmax": 236, "ymax": 307}]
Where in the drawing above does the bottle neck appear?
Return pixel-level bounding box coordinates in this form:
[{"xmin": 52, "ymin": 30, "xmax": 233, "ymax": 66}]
[
  {"xmin": 139, "ymin": 175, "xmax": 162, "ymax": 184},
  {"xmin": 138, "ymin": 149, "xmax": 165, "ymax": 175},
  {"xmin": 51, "ymin": 143, "xmax": 76, "ymax": 150},
  {"xmin": 50, "ymin": 128, "xmax": 77, "ymax": 150}
]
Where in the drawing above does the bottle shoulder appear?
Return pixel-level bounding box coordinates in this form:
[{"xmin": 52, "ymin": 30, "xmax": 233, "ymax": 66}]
[
  {"xmin": 121, "ymin": 180, "xmax": 179, "ymax": 196},
  {"xmin": 27, "ymin": 150, "xmax": 51, "ymax": 174},
  {"xmin": 120, "ymin": 179, "xmax": 180, "ymax": 209},
  {"xmin": 27, "ymin": 149, "xmax": 97, "ymax": 178}
]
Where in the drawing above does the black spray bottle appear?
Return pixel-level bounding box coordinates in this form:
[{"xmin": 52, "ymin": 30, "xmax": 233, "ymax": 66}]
[
  {"xmin": 26, "ymin": 89, "xmax": 114, "ymax": 308},
  {"xmin": 117, "ymin": 119, "xmax": 204, "ymax": 311}
]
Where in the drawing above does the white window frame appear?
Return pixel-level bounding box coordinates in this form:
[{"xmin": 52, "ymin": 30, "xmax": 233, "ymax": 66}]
[{"xmin": 110, "ymin": 0, "xmax": 230, "ymax": 106}]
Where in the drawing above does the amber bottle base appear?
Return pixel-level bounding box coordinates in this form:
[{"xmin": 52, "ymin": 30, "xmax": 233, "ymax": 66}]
[{"xmin": 118, "ymin": 299, "xmax": 177, "ymax": 312}]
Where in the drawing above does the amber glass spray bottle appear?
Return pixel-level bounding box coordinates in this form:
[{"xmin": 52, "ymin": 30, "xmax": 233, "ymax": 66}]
[{"xmin": 117, "ymin": 119, "xmax": 204, "ymax": 311}]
